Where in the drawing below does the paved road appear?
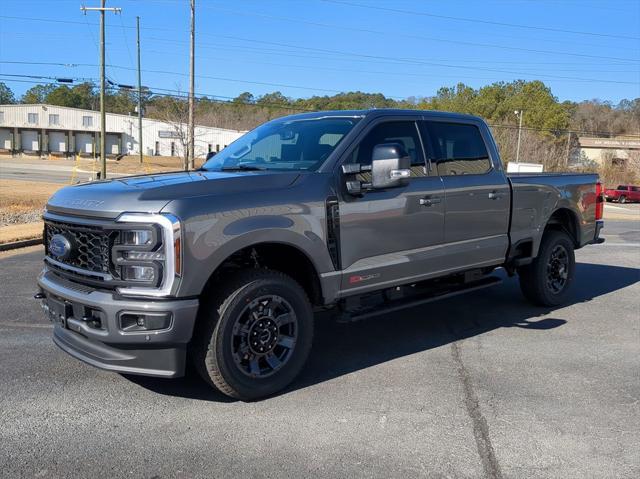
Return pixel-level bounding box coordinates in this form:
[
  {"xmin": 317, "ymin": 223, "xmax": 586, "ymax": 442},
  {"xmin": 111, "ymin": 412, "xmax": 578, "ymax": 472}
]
[
  {"xmin": 0, "ymin": 160, "xmax": 125, "ymax": 183},
  {"xmin": 1, "ymin": 221, "xmax": 638, "ymax": 478},
  {"xmin": 0, "ymin": 162, "xmax": 77, "ymax": 183}
]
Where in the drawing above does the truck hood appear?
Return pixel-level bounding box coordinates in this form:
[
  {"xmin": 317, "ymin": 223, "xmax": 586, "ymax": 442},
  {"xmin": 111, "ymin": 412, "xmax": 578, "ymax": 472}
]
[{"xmin": 46, "ymin": 170, "xmax": 300, "ymax": 219}]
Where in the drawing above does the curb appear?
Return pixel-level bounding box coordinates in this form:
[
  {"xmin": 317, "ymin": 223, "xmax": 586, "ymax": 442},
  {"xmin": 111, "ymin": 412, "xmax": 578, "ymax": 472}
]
[{"xmin": 0, "ymin": 238, "xmax": 42, "ymax": 252}]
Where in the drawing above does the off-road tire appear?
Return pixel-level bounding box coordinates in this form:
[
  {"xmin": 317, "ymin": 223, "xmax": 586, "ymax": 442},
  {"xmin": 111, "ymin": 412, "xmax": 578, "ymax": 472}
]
[
  {"xmin": 192, "ymin": 269, "xmax": 313, "ymax": 400},
  {"xmin": 518, "ymin": 230, "xmax": 575, "ymax": 307}
]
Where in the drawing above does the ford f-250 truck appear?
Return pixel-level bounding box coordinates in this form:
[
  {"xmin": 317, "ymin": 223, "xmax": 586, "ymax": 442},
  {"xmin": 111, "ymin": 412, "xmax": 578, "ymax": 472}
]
[{"xmin": 37, "ymin": 109, "xmax": 605, "ymax": 400}]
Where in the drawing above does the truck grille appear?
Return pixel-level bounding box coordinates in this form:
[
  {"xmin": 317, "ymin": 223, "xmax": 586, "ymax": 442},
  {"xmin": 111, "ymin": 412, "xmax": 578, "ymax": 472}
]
[{"xmin": 44, "ymin": 220, "xmax": 113, "ymax": 275}]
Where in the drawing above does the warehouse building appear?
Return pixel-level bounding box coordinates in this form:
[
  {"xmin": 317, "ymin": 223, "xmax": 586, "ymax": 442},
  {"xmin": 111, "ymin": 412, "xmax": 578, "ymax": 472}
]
[
  {"xmin": 575, "ymin": 136, "xmax": 640, "ymax": 167},
  {"xmin": 0, "ymin": 104, "xmax": 245, "ymax": 159}
]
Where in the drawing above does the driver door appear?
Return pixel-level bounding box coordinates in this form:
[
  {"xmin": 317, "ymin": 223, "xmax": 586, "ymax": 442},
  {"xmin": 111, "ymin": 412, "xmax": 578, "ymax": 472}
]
[{"xmin": 337, "ymin": 118, "xmax": 446, "ymax": 295}]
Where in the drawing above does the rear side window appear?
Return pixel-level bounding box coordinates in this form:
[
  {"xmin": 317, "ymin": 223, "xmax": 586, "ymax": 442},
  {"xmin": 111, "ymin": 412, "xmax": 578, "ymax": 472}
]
[
  {"xmin": 423, "ymin": 121, "xmax": 491, "ymax": 176},
  {"xmin": 631, "ymin": 186, "xmax": 639, "ymax": 192}
]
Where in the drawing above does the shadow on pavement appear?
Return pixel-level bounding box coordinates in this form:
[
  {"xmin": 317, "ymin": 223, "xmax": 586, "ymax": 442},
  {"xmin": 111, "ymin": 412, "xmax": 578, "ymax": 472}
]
[{"xmin": 126, "ymin": 262, "xmax": 639, "ymax": 401}]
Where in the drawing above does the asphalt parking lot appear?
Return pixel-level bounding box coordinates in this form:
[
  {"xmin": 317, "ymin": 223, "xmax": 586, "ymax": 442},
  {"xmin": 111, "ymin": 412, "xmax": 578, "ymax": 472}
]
[{"xmin": 0, "ymin": 220, "xmax": 638, "ymax": 478}]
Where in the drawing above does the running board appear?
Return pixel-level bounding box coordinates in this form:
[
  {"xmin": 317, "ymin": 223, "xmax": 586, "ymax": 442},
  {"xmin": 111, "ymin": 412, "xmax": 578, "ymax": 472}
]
[{"xmin": 345, "ymin": 276, "xmax": 503, "ymax": 322}]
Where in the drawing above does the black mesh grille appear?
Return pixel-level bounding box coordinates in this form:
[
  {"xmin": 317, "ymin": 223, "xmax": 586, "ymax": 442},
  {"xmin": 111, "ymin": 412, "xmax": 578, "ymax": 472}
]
[{"xmin": 45, "ymin": 221, "xmax": 113, "ymax": 274}]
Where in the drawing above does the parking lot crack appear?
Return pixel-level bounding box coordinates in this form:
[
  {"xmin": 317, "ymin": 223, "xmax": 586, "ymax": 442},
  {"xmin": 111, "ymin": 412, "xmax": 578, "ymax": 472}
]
[{"xmin": 451, "ymin": 341, "xmax": 503, "ymax": 479}]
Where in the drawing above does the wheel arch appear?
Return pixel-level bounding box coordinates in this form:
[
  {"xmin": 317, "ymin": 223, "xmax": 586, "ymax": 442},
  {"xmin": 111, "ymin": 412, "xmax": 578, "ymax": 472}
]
[
  {"xmin": 199, "ymin": 241, "xmax": 325, "ymax": 307},
  {"xmin": 545, "ymin": 207, "xmax": 581, "ymax": 247}
]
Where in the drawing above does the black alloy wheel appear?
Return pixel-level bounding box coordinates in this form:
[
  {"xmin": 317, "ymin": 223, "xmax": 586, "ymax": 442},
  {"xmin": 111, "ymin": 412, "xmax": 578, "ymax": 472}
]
[
  {"xmin": 231, "ymin": 295, "xmax": 298, "ymax": 379},
  {"xmin": 546, "ymin": 244, "xmax": 569, "ymax": 294}
]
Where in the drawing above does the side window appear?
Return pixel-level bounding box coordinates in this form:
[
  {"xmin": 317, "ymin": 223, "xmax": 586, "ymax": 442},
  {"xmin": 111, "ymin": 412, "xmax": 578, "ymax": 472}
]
[
  {"xmin": 346, "ymin": 120, "xmax": 426, "ymax": 177},
  {"xmin": 424, "ymin": 122, "xmax": 491, "ymax": 176}
]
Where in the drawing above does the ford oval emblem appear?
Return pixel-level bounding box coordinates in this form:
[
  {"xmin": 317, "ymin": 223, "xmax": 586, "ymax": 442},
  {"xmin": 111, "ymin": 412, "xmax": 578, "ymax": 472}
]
[{"xmin": 49, "ymin": 234, "xmax": 72, "ymax": 260}]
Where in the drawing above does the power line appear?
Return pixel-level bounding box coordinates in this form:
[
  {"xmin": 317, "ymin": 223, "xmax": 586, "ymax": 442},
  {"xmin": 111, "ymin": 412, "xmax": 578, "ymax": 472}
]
[
  {"xmin": 192, "ymin": 3, "xmax": 638, "ymax": 54},
  {"xmin": 143, "ymin": 36, "xmax": 640, "ymax": 85},
  {"xmin": 1, "ymin": 14, "xmax": 638, "ymax": 63},
  {"xmin": 321, "ymin": 0, "xmax": 640, "ymax": 41}
]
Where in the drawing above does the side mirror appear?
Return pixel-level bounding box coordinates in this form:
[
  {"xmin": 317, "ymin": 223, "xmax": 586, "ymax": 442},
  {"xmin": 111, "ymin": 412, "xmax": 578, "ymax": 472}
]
[{"xmin": 370, "ymin": 143, "xmax": 411, "ymax": 189}]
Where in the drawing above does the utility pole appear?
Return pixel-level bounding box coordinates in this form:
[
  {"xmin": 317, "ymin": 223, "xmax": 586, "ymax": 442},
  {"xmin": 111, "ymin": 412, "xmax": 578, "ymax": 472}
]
[
  {"xmin": 514, "ymin": 109, "xmax": 524, "ymax": 163},
  {"xmin": 565, "ymin": 131, "xmax": 572, "ymax": 168},
  {"xmin": 81, "ymin": 1, "xmax": 121, "ymax": 179},
  {"xmin": 136, "ymin": 16, "xmax": 143, "ymax": 164},
  {"xmin": 187, "ymin": 0, "xmax": 195, "ymax": 171}
]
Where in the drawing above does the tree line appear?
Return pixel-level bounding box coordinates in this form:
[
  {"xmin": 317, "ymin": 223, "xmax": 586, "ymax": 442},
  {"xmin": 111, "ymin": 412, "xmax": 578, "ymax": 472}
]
[
  {"xmin": 2, "ymin": 80, "xmax": 638, "ymax": 136},
  {"xmin": 1, "ymin": 80, "xmax": 638, "ymax": 182}
]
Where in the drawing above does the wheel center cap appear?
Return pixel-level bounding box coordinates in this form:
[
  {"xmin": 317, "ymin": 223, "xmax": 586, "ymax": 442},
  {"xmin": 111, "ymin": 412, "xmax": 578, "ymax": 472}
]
[{"xmin": 248, "ymin": 317, "xmax": 279, "ymax": 355}]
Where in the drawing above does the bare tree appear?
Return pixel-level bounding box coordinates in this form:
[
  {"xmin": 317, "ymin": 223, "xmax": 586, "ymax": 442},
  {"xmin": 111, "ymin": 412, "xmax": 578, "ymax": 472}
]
[{"xmin": 151, "ymin": 93, "xmax": 190, "ymax": 170}]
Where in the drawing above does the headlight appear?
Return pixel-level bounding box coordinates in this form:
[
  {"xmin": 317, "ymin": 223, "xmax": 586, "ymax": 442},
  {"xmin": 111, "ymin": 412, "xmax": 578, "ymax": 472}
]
[
  {"xmin": 114, "ymin": 213, "xmax": 182, "ymax": 297},
  {"xmin": 122, "ymin": 265, "xmax": 156, "ymax": 281},
  {"xmin": 122, "ymin": 229, "xmax": 154, "ymax": 246}
]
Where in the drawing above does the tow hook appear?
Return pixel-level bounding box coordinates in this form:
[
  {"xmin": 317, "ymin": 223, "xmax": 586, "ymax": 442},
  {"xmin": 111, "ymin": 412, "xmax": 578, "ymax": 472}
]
[{"xmin": 34, "ymin": 292, "xmax": 46, "ymax": 299}]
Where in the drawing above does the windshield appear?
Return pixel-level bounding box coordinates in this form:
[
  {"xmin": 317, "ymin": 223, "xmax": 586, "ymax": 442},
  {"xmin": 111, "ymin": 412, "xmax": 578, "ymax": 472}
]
[{"xmin": 202, "ymin": 116, "xmax": 361, "ymax": 172}]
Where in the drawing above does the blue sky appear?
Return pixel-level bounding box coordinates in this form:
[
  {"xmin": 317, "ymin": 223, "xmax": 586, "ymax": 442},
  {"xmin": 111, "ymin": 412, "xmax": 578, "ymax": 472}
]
[{"xmin": 1, "ymin": 0, "xmax": 639, "ymax": 104}]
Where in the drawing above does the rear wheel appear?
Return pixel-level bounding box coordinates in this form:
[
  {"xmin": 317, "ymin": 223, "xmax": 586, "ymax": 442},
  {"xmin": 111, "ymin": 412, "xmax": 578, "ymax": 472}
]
[
  {"xmin": 192, "ymin": 269, "xmax": 313, "ymax": 400},
  {"xmin": 619, "ymin": 195, "xmax": 627, "ymax": 204},
  {"xmin": 518, "ymin": 230, "xmax": 575, "ymax": 306}
]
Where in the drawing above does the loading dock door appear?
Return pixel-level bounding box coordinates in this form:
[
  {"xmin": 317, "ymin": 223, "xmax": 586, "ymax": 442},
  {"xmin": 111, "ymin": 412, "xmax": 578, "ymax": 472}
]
[
  {"xmin": 49, "ymin": 132, "xmax": 66, "ymax": 153},
  {"xmin": 76, "ymin": 133, "xmax": 93, "ymax": 154},
  {"xmin": 0, "ymin": 129, "xmax": 11, "ymax": 150},
  {"xmin": 22, "ymin": 130, "xmax": 39, "ymax": 151},
  {"xmin": 105, "ymin": 134, "xmax": 120, "ymax": 155}
]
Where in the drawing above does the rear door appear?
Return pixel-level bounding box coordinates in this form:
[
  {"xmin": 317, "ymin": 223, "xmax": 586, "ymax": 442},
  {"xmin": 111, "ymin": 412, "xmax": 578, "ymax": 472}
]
[
  {"xmin": 420, "ymin": 119, "xmax": 510, "ymax": 270},
  {"xmin": 337, "ymin": 117, "xmax": 445, "ymax": 294}
]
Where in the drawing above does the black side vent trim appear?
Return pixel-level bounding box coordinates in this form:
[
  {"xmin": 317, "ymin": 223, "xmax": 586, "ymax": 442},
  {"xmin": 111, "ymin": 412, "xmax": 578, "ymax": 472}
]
[{"xmin": 326, "ymin": 196, "xmax": 341, "ymax": 270}]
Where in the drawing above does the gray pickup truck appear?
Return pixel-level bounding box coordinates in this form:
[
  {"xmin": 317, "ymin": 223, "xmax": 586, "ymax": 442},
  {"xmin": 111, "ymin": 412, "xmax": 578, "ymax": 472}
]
[{"xmin": 37, "ymin": 109, "xmax": 604, "ymax": 399}]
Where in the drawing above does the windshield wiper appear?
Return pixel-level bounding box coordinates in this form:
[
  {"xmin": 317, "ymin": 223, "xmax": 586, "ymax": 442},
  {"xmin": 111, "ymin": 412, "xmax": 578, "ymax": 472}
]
[{"xmin": 220, "ymin": 164, "xmax": 266, "ymax": 171}]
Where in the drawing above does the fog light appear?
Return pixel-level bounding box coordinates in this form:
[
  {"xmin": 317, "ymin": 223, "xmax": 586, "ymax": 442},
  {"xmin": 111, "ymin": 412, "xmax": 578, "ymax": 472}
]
[
  {"xmin": 119, "ymin": 312, "xmax": 172, "ymax": 331},
  {"xmin": 122, "ymin": 265, "xmax": 155, "ymax": 281}
]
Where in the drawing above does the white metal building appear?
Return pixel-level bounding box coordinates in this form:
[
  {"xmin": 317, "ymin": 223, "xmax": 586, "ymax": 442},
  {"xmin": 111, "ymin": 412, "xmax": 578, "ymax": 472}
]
[{"xmin": 0, "ymin": 104, "xmax": 245, "ymax": 159}]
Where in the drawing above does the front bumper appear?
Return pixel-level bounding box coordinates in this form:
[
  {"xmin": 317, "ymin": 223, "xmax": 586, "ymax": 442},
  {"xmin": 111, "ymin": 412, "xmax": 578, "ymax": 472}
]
[{"xmin": 37, "ymin": 269, "xmax": 199, "ymax": 378}]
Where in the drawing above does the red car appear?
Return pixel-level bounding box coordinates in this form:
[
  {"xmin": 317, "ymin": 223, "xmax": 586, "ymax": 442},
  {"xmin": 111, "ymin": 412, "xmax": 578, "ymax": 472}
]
[{"xmin": 604, "ymin": 185, "xmax": 640, "ymax": 203}]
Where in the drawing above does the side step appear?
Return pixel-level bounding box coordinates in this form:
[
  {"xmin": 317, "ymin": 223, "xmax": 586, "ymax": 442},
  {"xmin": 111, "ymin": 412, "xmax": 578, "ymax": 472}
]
[{"xmin": 344, "ymin": 276, "xmax": 503, "ymax": 322}]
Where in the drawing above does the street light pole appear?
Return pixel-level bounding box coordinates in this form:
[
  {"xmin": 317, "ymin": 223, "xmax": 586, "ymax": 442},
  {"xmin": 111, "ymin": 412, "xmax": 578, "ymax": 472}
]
[
  {"xmin": 188, "ymin": 0, "xmax": 195, "ymax": 171},
  {"xmin": 515, "ymin": 109, "xmax": 524, "ymax": 163},
  {"xmin": 81, "ymin": 1, "xmax": 121, "ymax": 179},
  {"xmin": 136, "ymin": 16, "xmax": 143, "ymax": 164}
]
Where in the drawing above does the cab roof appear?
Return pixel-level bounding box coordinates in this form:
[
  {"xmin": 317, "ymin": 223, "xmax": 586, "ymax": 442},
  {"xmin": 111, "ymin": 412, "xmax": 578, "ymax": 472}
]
[{"xmin": 279, "ymin": 108, "xmax": 482, "ymax": 122}]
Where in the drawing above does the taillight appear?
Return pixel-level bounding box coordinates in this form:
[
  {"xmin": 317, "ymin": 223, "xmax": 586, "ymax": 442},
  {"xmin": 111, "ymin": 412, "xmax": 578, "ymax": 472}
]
[{"xmin": 595, "ymin": 182, "xmax": 604, "ymax": 221}]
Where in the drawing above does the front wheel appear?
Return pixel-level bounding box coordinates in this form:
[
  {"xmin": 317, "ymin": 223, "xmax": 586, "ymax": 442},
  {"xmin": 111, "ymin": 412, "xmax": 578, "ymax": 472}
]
[
  {"xmin": 192, "ymin": 269, "xmax": 313, "ymax": 400},
  {"xmin": 518, "ymin": 230, "xmax": 576, "ymax": 306},
  {"xmin": 619, "ymin": 195, "xmax": 627, "ymax": 204}
]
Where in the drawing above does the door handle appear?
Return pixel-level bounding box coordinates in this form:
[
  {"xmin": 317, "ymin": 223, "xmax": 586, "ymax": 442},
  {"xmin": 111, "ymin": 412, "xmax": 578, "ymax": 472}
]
[
  {"xmin": 420, "ymin": 196, "xmax": 442, "ymax": 206},
  {"xmin": 488, "ymin": 191, "xmax": 503, "ymax": 200}
]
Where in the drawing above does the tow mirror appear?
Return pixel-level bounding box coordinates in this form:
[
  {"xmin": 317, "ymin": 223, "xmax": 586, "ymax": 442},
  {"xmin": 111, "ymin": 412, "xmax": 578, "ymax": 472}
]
[
  {"xmin": 342, "ymin": 143, "xmax": 411, "ymax": 195},
  {"xmin": 370, "ymin": 143, "xmax": 411, "ymax": 190}
]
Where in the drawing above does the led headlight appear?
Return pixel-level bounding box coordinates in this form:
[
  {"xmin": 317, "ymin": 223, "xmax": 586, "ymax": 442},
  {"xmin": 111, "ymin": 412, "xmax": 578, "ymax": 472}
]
[
  {"xmin": 122, "ymin": 229, "xmax": 154, "ymax": 246},
  {"xmin": 122, "ymin": 265, "xmax": 156, "ymax": 281},
  {"xmin": 114, "ymin": 213, "xmax": 182, "ymax": 297}
]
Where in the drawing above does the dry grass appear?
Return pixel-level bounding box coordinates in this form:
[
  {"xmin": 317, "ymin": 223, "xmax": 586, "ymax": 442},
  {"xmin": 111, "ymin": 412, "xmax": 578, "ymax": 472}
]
[
  {"xmin": 75, "ymin": 155, "xmax": 205, "ymax": 175},
  {"xmin": 0, "ymin": 222, "xmax": 43, "ymax": 244},
  {"xmin": 0, "ymin": 180, "xmax": 62, "ymax": 233},
  {"xmin": 0, "ymin": 179, "xmax": 61, "ymax": 211}
]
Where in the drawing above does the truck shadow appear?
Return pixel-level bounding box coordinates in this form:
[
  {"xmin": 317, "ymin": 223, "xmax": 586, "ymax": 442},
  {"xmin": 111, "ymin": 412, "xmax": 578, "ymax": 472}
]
[{"xmin": 125, "ymin": 262, "xmax": 639, "ymax": 401}]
